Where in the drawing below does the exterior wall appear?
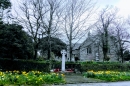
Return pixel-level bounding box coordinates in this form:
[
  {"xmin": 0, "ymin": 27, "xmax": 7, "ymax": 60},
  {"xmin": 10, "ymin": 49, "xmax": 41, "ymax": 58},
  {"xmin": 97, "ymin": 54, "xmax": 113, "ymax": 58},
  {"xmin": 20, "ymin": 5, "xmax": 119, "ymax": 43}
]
[
  {"xmin": 79, "ymin": 43, "xmax": 101, "ymax": 61},
  {"xmin": 72, "ymin": 49, "xmax": 79, "ymax": 57},
  {"xmin": 79, "ymin": 35, "xmax": 118, "ymax": 62},
  {"xmin": 66, "ymin": 45, "xmax": 80, "ymax": 62},
  {"xmin": 79, "ymin": 39, "xmax": 96, "ymax": 61},
  {"xmin": 107, "ymin": 36, "xmax": 118, "ymax": 62},
  {"xmin": 65, "ymin": 34, "xmax": 119, "ymax": 62}
]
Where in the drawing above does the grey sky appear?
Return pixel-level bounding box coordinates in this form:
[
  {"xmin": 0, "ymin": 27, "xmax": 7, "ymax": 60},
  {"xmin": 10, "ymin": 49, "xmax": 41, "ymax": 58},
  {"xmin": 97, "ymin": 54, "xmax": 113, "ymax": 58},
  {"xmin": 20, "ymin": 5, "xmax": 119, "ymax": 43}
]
[
  {"xmin": 10, "ymin": 0, "xmax": 130, "ymax": 18},
  {"xmin": 9, "ymin": 0, "xmax": 130, "ymax": 44}
]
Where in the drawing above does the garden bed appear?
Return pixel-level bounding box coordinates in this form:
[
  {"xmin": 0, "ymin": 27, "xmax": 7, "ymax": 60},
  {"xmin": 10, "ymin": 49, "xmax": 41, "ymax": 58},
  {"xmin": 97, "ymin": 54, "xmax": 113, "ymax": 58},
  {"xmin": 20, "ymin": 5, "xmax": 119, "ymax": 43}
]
[
  {"xmin": 83, "ymin": 70, "xmax": 130, "ymax": 82},
  {"xmin": 0, "ymin": 70, "xmax": 65, "ymax": 85}
]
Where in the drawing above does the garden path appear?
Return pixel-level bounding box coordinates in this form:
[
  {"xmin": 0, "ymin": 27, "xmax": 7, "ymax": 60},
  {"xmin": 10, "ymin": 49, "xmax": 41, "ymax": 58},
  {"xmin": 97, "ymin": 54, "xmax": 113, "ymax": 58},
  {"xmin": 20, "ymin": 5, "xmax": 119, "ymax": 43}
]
[
  {"xmin": 64, "ymin": 73, "xmax": 104, "ymax": 84},
  {"xmin": 53, "ymin": 73, "xmax": 130, "ymax": 86},
  {"xmin": 54, "ymin": 81, "xmax": 130, "ymax": 86}
]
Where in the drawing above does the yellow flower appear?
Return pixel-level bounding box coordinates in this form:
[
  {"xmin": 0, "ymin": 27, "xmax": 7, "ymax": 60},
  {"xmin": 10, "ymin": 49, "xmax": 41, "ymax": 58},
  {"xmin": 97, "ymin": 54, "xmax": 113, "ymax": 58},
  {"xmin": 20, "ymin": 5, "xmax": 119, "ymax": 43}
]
[
  {"xmin": 16, "ymin": 75, "xmax": 19, "ymax": 78},
  {"xmin": 61, "ymin": 74, "xmax": 65, "ymax": 77},
  {"xmin": 39, "ymin": 78, "xmax": 42, "ymax": 81},
  {"xmin": 0, "ymin": 72, "xmax": 3, "ymax": 75},
  {"xmin": 22, "ymin": 71, "xmax": 26, "ymax": 75}
]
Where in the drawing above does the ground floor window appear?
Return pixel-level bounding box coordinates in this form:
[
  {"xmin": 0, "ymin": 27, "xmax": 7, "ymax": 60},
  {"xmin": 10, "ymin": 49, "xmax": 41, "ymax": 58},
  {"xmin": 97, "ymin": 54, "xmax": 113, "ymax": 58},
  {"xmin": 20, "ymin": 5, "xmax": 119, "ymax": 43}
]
[{"xmin": 86, "ymin": 46, "xmax": 92, "ymax": 54}]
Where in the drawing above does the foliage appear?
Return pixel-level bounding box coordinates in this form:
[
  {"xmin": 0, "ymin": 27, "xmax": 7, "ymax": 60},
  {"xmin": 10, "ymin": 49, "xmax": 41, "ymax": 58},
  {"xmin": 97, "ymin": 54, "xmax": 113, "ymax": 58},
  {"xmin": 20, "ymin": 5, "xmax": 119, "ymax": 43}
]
[
  {"xmin": 104, "ymin": 56, "xmax": 110, "ymax": 61},
  {"xmin": 0, "ymin": 58, "xmax": 50, "ymax": 72},
  {"xmin": 0, "ymin": 0, "xmax": 11, "ymax": 10},
  {"xmin": 83, "ymin": 70, "xmax": 130, "ymax": 82},
  {"xmin": 39, "ymin": 37, "xmax": 66, "ymax": 57},
  {"xmin": 0, "ymin": 0, "xmax": 11, "ymax": 20},
  {"xmin": 0, "ymin": 70, "xmax": 65, "ymax": 85},
  {"xmin": 124, "ymin": 50, "xmax": 130, "ymax": 61},
  {"xmin": 80, "ymin": 61, "xmax": 130, "ymax": 72},
  {"xmin": 0, "ymin": 23, "xmax": 33, "ymax": 59}
]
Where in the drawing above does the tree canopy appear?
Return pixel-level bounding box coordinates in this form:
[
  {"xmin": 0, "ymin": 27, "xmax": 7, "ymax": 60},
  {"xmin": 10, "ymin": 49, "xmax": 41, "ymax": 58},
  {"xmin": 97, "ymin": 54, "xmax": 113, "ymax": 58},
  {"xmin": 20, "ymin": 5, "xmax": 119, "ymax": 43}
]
[
  {"xmin": 124, "ymin": 50, "xmax": 130, "ymax": 61},
  {"xmin": 0, "ymin": 22, "xmax": 33, "ymax": 59},
  {"xmin": 0, "ymin": 0, "xmax": 11, "ymax": 9},
  {"xmin": 39, "ymin": 37, "xmax": 66, "ymax": 57}
]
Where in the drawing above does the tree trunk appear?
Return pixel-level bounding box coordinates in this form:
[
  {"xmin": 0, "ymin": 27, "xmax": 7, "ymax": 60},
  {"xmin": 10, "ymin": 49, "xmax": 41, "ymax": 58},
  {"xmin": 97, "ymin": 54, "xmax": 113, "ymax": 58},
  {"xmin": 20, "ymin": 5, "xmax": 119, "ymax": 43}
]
[
  {"xmin": 120, "ymin": 48, "xmax": 124, "ymax": 63},
  {"xmin": 69, "ymin": 45, "xmax": 72, "ymax": 62},
  {"xmin": 47, "ymin": 34, "xmax": 51, "ymax": 60},
  {"xmin": 34, "ymin": 49, "xmax": 37, "ymax": 60},
  {"xmin": 69, "ymin": 25, "xmax": 72, "ymax": 62},
  {"xmin": 34, "ymin": 43, "xmax": 38, "ymax": 60},
  {"xmin": 103, "ymin": 47, "xmax": 108, "ymax": 62}
]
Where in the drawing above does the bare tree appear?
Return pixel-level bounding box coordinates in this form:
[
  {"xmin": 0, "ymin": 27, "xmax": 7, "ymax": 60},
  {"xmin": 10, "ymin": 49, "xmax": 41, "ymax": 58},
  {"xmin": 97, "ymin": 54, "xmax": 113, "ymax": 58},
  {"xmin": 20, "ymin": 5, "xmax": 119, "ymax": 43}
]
[
  {"xmin": 112, "ymin": 20, "xmax": 130, "ymax": 63},
  {"xmin": 95, "ymin": 6, "xmax": 118, "ymax": 62},
  {"xmin": 0, "ymin": 0, "xmax": 11, "ymax": 22},
  {"xmin": 40, "ymin": 0, "xmax": 63, "ymax": 60},
  {"xmin": 16, "ymin": 0, "xmax": 62, "ymax": 59},
  {"xmin": 61, "ymin": 0, "xmax": 96, "ymax": 61}
]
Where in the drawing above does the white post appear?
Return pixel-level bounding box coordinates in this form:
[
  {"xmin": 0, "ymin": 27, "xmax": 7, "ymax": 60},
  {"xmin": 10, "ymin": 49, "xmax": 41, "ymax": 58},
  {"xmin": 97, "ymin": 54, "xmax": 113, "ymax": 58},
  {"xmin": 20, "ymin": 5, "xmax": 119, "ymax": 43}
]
[
  {"xmin": 61, "ymin": 49, "xmax": 66, "ymax": 72},
  {"xmin": 96, "ymin": 53, "xmax": 99, "ymax": 61}
]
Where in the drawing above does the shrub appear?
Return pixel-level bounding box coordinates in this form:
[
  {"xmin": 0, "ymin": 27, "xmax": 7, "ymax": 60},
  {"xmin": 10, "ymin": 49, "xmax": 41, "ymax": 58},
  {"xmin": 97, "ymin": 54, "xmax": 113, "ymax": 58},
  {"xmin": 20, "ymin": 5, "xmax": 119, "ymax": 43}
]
[
  {"xmin": 81, "ymin": 61, "xmax": 130, "ymax": 72},
  {"xmin": 0, "ymin": 58, "xmax": 50, "ymax": 72}
]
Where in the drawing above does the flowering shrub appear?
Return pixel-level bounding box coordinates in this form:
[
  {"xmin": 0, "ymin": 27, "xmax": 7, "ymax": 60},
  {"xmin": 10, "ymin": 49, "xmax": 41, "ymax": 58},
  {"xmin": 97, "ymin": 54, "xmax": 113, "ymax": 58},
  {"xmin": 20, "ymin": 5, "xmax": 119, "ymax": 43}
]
[
  {"xmin": 83, "ymin": 70, "xmax": 130, "ymax": 82},
  {"xmin": 0, "ymin": 70, "xmax": 65, "ymax": 85},
  {"xmin": 53, "ymin": 68, "xmax": 74, "ymax": 72}
]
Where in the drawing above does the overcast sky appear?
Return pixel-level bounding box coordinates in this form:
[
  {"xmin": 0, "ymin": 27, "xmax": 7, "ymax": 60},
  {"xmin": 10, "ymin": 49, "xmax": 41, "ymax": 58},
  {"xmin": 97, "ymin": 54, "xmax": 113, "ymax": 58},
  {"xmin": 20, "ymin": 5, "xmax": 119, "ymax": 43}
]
[
  {"xmin": 10, "ymin": 0, "xmax": 130, "ymax": 44},
  {"xmin": 10, "ymin": 0, "xmax": 130, "ymax": 18},
  {"xmin": 97, "ymin": 0, "xmax": 130, "ymax": 18}
]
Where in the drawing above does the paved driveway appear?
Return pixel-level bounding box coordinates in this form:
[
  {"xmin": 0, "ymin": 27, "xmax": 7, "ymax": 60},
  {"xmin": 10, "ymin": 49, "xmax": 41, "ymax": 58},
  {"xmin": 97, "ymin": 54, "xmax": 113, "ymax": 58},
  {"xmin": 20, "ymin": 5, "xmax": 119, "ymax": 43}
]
[
  {"xmin": 53, "ymin": 73, "xmax": 130, "ymax": 86},
  {"xmin": 54, "ymin": 81, "xmax": 130, "ymax": 86}
]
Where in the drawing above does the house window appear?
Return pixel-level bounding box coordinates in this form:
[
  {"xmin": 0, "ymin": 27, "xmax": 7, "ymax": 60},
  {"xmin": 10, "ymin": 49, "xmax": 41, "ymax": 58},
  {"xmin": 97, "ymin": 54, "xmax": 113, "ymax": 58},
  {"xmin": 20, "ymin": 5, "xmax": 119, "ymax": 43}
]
[
  {"xmin": 108, "ymin": 48, "xmax": 110, "ymax": 53},
  {"xmin": 89, "ymin": 47, "xmax": 92, "ymax": 54},
  {"xmin": 86, "ymin": 48, "xmax": 88, "ymax": 54},
  {"xmin": 86, "ymin": 46, "xmax": 92, "ymax": 54}
]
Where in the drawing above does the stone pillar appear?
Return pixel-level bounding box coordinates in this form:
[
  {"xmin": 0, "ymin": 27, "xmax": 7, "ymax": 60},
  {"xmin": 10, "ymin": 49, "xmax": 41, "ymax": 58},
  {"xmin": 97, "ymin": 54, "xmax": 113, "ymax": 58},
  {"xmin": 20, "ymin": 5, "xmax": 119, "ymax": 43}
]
[{"xmin": 61, "ymin": 49, "xmax": 66, "ymax": 72}]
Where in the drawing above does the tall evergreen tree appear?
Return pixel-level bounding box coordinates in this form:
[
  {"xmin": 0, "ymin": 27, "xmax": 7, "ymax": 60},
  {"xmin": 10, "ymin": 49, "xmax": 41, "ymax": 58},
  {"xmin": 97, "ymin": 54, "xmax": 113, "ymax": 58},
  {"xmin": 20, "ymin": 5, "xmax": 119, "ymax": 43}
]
[{"xmin": 0, "ymin": 22, "xmax": 33, "ymax": 59}]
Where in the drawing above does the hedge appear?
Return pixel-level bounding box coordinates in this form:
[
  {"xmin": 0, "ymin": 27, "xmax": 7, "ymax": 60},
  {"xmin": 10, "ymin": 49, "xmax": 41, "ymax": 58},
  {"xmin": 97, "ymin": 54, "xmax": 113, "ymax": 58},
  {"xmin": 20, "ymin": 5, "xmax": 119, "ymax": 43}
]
[
  {"xmin": 1, "ymin": 59, "xmax": 130, "ymax": 72},
  {"xmin": 81, "ymin": 62, "xmax": 130, "ymax": 72},
  {"xmin": 0, "ymin": 58, "xmax": 50, "ymax": 72}
]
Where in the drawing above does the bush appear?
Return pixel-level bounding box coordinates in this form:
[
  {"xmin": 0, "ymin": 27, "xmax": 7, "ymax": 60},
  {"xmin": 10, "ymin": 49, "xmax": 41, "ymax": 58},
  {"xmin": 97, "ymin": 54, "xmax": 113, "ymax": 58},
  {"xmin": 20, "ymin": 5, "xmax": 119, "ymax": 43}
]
[
  {"xmin": 81, "ymin": 61, "xmax": 130, "ymax": 72},
  {"xmin": 0, "ymin": 58, "xmax": 50, "ymax": 72},
  {"xmin": 3, "ymin": 59, "xmax": 130, "ymax": 73}
]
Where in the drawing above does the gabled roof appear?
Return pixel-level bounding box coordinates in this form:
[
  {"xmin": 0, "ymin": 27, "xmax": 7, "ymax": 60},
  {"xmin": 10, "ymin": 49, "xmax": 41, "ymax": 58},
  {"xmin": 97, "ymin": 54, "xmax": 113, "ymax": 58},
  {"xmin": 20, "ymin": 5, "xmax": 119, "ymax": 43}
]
[
  {"xmin": 80, "ymin": 35, "xmax": 98, "ymax": 48},
  {"xmin": 72, "ymin": 43, "xmax": 81, "ymax": 50}
]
